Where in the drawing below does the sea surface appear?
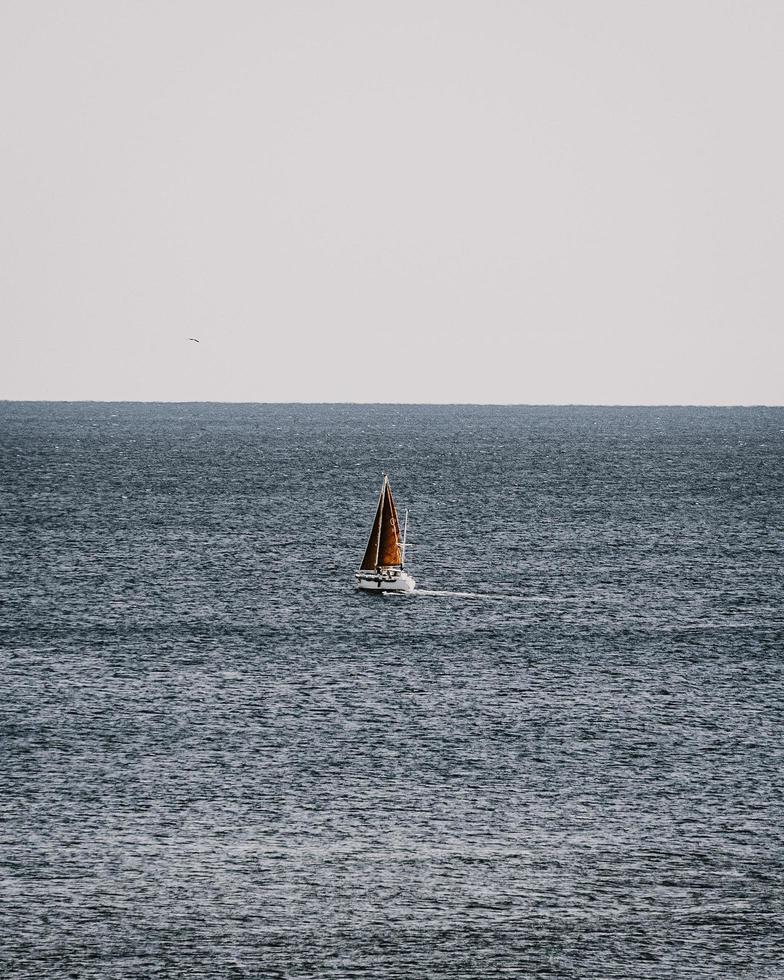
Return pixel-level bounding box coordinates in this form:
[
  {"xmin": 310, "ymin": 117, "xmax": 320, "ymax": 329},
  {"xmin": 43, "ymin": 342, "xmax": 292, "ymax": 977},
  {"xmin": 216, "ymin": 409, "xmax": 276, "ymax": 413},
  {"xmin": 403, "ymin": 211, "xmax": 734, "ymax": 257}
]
[{"xmin": 1, "ymin": 403, "xmax": 783, "ymax": 979}]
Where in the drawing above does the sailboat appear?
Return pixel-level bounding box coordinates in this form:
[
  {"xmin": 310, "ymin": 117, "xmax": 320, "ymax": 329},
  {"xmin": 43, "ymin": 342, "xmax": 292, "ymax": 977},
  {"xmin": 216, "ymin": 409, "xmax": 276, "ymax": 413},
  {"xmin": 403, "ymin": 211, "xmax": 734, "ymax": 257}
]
[{"xmin": 355, "ymin": 475, "xmax": 416, "ymax": 593}]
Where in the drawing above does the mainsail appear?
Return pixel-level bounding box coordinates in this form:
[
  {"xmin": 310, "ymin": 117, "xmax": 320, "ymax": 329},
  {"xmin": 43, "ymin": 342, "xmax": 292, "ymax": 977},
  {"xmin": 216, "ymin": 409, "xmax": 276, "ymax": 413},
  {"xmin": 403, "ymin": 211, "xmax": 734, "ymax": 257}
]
[{"xmin": 360, "ymin": 476, "xmax": 404, "ymax": 570}]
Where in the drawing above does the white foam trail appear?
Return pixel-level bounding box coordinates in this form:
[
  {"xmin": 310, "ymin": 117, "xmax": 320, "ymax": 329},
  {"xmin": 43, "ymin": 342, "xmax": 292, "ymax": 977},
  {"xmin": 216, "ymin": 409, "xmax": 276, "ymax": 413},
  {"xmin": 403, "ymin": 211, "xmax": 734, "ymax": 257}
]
[
  {"xmin": 413, "ymin": 589, "xmax": 483, "ymax": 599},
  {"xmin": 412, "ymin": 589, "xmax": 560, "ymax": 602}
]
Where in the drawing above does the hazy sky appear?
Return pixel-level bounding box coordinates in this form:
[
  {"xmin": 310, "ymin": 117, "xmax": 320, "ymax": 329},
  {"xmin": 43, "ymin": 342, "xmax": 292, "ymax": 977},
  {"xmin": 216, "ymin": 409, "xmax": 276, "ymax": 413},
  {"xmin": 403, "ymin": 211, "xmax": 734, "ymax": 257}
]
[{"xmin": 2, "ymin": 1, "xmax": 782, "ymax": 403}]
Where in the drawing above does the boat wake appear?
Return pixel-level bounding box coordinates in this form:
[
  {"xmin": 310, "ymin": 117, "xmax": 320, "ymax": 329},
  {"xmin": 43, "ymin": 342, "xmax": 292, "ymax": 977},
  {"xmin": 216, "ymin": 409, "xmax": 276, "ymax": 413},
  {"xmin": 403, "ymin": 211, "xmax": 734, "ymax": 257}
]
[{"xmin": 410, "ymin": 589, "xmax": 560, "ymax": 602}]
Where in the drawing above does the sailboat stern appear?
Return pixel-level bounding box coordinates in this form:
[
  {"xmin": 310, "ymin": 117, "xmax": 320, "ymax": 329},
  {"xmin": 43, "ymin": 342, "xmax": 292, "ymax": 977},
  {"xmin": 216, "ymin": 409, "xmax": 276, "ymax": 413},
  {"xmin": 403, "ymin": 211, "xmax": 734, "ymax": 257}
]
[{"xmin": 355, "ymin": 568, "xmax": 416, "ymax": 593}]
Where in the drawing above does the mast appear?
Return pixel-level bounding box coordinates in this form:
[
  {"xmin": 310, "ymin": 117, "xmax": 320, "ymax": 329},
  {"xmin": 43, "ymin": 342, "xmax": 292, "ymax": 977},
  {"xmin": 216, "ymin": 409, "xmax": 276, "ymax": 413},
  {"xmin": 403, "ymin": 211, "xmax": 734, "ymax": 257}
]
[
  {"xmin": 401, "ymin": 509, "xmax": 408, "ymax": 568},
  {"xmin": 374, "ymin": 474, "xmax": 387, "ymax": 568}
]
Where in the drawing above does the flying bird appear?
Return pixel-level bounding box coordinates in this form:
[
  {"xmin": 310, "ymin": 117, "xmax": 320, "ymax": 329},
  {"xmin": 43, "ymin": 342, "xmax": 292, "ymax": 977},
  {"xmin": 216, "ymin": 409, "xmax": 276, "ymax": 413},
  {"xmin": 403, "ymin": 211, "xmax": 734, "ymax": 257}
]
[{"xmin": 187, "ymin": 337, "xmax": 200, "ymax": 343}]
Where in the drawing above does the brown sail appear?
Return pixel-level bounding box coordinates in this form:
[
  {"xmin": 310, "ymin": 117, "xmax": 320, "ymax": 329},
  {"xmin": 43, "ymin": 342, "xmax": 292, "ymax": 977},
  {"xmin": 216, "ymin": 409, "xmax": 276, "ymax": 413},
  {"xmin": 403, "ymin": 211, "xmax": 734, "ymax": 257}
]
[
  {"xmin": 378, "ymin": 482, "xmax": 403, "ymax": 567},
  {"xmin": 359, "ymin": 477, "xmax": 403, "ymax": 570},
  {"xmin": 359, "ymin": 488, "xmax": 384, "ymax": 570}
]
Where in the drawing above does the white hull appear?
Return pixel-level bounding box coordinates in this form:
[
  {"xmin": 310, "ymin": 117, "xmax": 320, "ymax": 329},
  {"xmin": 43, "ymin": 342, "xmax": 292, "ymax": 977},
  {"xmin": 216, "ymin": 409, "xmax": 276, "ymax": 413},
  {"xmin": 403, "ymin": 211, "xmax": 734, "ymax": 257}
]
[{"xmin": 355, "ymin": 569, "xmax": 416, "ymax": 593}]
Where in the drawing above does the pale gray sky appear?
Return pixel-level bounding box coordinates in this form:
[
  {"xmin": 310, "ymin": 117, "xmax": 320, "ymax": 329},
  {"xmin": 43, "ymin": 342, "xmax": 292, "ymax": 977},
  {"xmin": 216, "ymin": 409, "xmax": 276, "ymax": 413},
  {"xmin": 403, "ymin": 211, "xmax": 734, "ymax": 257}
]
[{"xmin": 1, "ymin": 1, "xmax": 782, "ymax": 403}]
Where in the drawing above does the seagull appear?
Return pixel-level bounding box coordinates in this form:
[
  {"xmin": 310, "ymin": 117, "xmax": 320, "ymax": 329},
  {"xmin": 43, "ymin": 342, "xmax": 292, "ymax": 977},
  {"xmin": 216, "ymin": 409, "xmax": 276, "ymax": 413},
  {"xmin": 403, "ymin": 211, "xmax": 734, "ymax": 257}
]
[{"xmin": 187, "ymin": 337, "xmax": 200, "ymax": 343}]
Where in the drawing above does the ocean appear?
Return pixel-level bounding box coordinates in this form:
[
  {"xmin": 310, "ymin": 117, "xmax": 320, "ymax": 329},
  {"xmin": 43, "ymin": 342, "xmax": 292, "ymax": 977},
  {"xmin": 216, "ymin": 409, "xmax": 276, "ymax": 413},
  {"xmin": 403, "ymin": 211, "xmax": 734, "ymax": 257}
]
[{"xmin": 1, "ymin": 403, "xmax": 782, "ymax": 978}]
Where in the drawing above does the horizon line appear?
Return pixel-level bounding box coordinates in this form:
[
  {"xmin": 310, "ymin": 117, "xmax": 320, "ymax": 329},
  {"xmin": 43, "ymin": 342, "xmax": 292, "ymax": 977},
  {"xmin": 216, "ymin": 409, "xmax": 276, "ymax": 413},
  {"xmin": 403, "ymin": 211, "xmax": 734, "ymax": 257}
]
[{"xmin": 2, "ymin": 399, "xmax": 783, "ymax": 409}]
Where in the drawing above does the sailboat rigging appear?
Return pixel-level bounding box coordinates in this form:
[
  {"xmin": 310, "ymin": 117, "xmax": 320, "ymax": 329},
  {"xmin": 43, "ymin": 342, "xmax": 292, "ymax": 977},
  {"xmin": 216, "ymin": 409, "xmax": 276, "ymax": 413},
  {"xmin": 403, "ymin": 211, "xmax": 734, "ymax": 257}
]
[{"xmin": 355, "ymin": 475, "xmax": 416, "ymax": 593}]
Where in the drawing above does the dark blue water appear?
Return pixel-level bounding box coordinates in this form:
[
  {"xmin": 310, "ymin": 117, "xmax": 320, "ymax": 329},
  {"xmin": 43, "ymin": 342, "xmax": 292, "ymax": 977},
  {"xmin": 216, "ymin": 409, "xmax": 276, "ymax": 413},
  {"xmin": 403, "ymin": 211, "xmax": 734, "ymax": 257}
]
[{"xmin": 1, "ymin": 403, "xmax": 783, "ymax": 978}]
